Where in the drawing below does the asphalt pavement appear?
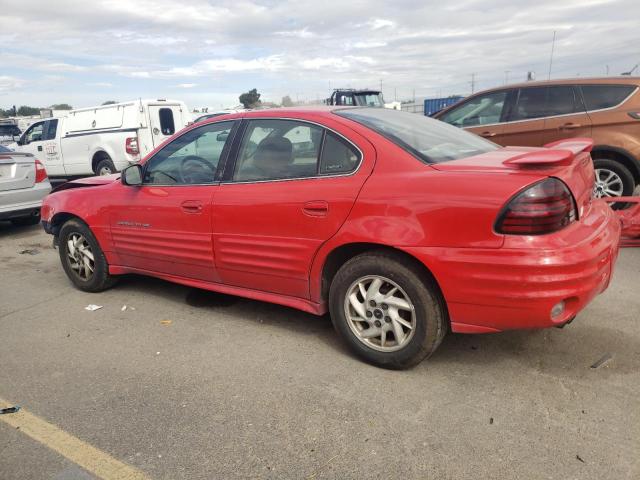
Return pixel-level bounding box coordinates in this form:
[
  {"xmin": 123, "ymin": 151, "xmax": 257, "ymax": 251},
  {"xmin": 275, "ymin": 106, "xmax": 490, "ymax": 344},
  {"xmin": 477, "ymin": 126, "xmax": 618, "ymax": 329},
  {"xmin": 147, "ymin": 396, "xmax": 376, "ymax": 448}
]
[{"xmin": 0, "ymin": 222, "xmax": 638, "ymax": 479}]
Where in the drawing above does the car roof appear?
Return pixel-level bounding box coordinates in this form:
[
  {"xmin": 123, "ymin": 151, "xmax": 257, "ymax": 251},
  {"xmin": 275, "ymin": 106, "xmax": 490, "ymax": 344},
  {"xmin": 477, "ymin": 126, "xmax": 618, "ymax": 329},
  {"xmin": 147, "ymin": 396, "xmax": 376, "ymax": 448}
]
[{"xmin": 472, "ymin": 76, "xmax": 640, "ymax": 95}]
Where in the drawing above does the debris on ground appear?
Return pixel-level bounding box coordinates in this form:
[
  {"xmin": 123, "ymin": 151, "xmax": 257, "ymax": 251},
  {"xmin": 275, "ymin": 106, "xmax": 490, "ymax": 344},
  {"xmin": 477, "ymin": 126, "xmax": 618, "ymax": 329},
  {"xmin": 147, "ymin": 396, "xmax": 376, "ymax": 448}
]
[
  {"xmin": 489, "ymin": 417, "xmax": 494, "ymax": 424},
  {"xmin": 84, "ymin": 304, "xmax": 103, "ymax": 311},
  {"xmin": 590, "ymin": 353, "xmax": 613, "ymax": 369},
  {"xmin": 121, "ymin": 305, "xmax": 136, "ymax": 311},
  {"xmin": 160, "ymin": 320, "xmax": 172, "ymax": 326},
  {"xmin": 0, "ymin": 406, "xmax": 21, "ymax": 415},
  {"xmin": 576, "ymin": 454, "xmax": 585, "ymax": 463},
  {"xmin": 18, "ymin": 249, "xmax": 39, "ymax": 255}
]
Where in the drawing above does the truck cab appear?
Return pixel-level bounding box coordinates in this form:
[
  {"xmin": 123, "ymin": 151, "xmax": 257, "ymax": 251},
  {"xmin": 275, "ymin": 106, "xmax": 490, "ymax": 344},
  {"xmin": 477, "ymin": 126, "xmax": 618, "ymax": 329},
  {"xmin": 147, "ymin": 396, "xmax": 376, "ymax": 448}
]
[{"xmin": 327, "ymin": 89, "xmax": 386, "ymax": 107}]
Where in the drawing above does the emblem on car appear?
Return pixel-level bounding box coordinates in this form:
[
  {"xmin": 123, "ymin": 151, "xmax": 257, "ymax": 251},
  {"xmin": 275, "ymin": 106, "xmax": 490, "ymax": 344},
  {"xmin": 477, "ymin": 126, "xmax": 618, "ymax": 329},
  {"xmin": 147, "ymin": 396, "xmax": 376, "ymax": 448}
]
[{"xmin": 116, "ymin": 221, "xmax": 151, "ymax": 228}]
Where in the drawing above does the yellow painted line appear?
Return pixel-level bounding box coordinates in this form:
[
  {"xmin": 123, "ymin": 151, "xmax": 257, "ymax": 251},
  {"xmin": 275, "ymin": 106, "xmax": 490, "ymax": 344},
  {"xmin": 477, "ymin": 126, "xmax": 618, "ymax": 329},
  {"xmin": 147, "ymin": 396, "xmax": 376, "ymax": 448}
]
[{"xmin": 0, "ymin": 397, "xmax": 150, "ymax": 480}]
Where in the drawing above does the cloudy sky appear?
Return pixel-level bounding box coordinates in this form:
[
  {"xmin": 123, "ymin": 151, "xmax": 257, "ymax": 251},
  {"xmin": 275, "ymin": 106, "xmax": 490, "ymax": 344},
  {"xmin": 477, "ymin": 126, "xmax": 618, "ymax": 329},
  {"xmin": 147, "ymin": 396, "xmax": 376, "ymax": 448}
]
[{"xmin": 1, "ymin": 0, "xmax": 639, "ymax": 110}]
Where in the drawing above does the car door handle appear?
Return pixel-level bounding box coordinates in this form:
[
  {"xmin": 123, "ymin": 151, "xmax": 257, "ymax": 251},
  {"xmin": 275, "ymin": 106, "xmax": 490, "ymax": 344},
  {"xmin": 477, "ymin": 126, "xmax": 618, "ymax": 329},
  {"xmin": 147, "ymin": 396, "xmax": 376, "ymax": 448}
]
[
  {"xmin": 181, "ymin": 200, "xmax": 203, "ymax": 214},
  {"xmin": 480, "ymin": 131, "xmax": 496, "ymax": 137},
  {"xmin": 559, "ymin": 123, "xmax": 582, "ymax": 130},
  {"xmin": 302, "ymin": 201, "xmax": 329, "ymax": 217},
  {"xmin": 37, "ymin": 146, "xmax": 43, "ymax": 151}
]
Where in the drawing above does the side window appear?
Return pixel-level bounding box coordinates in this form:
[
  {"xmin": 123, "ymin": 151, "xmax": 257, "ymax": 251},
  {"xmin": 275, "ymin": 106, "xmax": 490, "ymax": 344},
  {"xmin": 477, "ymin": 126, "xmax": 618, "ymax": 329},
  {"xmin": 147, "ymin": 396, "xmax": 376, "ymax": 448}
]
[
  {"xmin": 438, "ymin": 91, "xmax": 508, "ymax": 127},
  {"xmin": 580, "ymin": 85, "xmax": 636, "ymax": 111},
  {"xmin": 510, "ymin": 87, "xmax": 548, "ymax": 121},
  {"xmin": 544, "ymin": 86, "xmax": 582, "ymax": 116},
  {"xmin": 233, "ymin": 120, "xmax": 322, "ymax": 181},
  {"xmin": 158, "ymin": 108, "xmax": 176, "ymax": 135},
  {"xmin": 43, "ymin": 119, "xmax": 58, "ymax": 141},
  {"xmin": 25, "ymin": 122, "xmax": 44, "ymax": 144},
  {"xmin": 320, "ymin": 132, "xmax": 361, "ymax": 174},
  {"xmin": 143, "ymin": 121, "xmax": 233, "ymax": 185}
]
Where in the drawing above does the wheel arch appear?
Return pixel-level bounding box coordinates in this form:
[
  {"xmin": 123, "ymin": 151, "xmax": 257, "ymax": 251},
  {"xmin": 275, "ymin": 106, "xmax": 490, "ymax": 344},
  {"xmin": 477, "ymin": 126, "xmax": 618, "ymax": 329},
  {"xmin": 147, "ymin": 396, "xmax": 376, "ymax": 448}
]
[
  {"xmin": 319, "ymin": 242, "xmax": 447, "ymax": 312},
  {"xmin": 49, "ymin": 212, "xmax": 87, "ymax": 236},
  {"xmin": 91, "ymin": 149, "xmax": 114, "ymax": 173},
  {"xmin": 591, "ymin": 145, "xmax": 640, "ymax": 184}
]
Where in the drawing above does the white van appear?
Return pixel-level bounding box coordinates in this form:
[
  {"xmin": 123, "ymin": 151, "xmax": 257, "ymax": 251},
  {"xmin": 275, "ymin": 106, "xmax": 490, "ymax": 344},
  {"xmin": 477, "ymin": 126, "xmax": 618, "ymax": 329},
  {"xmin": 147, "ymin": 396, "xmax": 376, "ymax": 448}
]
[{"xmin": 11, "ymin": 99, "xmax": 189, "ymax": 177}]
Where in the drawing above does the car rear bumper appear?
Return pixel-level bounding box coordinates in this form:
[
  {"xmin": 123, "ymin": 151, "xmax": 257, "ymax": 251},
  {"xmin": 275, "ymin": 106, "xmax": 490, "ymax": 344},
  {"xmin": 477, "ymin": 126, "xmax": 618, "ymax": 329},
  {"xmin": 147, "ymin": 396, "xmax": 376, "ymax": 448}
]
[
  {"xmin": 404, "ymin": 200, "xmax": 621, "ymax": 333},
  {"xmin": 0, "ymin": 181, "xmax": 51, "ymax": 220}
]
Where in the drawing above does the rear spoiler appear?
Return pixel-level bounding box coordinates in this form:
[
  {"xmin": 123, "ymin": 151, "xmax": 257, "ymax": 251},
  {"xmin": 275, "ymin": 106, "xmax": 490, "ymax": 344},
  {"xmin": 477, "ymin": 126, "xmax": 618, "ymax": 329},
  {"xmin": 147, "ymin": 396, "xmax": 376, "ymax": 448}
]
[
  {"xmin": 603, "ymin": 197, "xmax": 640, "ymax": 247},
  {"xmin": 503, "ymin": 138, "xmax": 593, "ymax": 167}
]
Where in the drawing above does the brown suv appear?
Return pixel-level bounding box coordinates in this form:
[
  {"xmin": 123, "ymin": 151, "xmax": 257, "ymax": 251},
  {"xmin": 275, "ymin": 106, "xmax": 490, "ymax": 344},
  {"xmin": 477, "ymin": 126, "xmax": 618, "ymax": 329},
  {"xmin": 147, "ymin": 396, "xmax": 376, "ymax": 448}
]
[{"xmin": 434, "ymin": 77, "xmax": 640, "ymax": 197}]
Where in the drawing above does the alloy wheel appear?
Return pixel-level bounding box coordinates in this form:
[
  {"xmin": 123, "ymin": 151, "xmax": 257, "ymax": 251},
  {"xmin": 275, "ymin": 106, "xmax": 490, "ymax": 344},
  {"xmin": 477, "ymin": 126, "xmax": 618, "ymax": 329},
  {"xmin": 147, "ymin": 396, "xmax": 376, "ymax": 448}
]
[
  {"xmin": 66, "ymin": 233, "xmax": 95, "ymax": 280},
  {"xmin": 343, "ymin": 275, "xmax": 416, "ymax": 352},
  {"xmin": 593, "ymin": 168, "xmax": 624, "ymax": 198}
]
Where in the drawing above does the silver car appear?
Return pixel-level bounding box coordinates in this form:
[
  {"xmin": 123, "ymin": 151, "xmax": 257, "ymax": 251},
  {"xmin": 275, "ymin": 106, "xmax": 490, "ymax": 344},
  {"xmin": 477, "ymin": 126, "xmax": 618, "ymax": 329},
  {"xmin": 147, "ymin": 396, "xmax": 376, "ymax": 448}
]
[{"xmin": 0, "ymin": 145, "xmax": 51, "ymax": 226}]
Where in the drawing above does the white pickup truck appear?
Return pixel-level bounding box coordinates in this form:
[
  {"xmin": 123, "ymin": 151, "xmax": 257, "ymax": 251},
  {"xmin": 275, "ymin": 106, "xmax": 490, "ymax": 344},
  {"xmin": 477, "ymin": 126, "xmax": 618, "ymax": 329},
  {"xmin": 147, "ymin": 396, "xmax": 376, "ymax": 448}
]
[{"xmin": 11, "ymin": 99, "xmax": 189, "ymax": 177}]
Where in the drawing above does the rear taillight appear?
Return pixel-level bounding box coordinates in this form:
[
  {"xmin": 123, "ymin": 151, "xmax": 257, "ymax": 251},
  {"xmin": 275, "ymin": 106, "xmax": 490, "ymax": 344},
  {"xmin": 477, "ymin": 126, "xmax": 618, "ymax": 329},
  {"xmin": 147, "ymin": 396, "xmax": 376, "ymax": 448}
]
[
  {"xmin": 35, "ymin": 159, "xmax": 48, "ymax": 183},
  {"xmin": 125, "ymin": 137, "xmax": 139, "ymax": 155},
  {"xmin": 495, "ymin": 178, "xmax": 577, "ymax": 235}
]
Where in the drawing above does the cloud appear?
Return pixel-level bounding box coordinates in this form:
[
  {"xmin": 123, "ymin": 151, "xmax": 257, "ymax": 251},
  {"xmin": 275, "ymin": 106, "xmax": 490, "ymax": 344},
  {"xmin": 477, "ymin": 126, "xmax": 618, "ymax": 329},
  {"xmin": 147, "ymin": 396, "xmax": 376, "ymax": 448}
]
[
  {"xmin": 1, "ymin": 0, "xmax": 639, "ymax": 107},
  {"xmin": 87, "ymin": 82, "xmax": 113, "ymax": 87},
  {"xmin": 0, "ymin": 76, "xmax": 24, "ymax": 94},
  {"xmin": 177, "ymin": 83, "xmax": 198, "ymax": 88}
]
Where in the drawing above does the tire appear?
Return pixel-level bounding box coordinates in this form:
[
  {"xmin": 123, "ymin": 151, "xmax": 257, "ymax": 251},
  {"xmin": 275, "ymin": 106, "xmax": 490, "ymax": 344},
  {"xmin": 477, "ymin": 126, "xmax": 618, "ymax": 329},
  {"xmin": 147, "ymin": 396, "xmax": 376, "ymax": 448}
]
[
  {"xmin": 592, "ymin": 158, "xmax": 635, "ymax": 204},
  {"xmin": 95, "ymin": 157, "xmax": 116, "ymax": 176},
  {"xmin": 329, "ymin": 250, "xmax": 446, "ymax": 369},
  {"xmin": 11, "ymin": 214, "xmax": 41, "ymax": 226},
  {"xmin": 58, "ymin": 219, "xmax": 117, "ymax": 292}
]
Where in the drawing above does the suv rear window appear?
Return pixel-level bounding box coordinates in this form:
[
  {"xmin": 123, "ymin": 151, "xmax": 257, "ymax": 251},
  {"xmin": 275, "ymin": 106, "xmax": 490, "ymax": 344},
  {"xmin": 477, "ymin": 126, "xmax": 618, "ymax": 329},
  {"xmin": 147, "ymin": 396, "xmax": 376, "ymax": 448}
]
[{"xmin": 580, "ymin": 85, "xmax": 636, "ymax": 110}]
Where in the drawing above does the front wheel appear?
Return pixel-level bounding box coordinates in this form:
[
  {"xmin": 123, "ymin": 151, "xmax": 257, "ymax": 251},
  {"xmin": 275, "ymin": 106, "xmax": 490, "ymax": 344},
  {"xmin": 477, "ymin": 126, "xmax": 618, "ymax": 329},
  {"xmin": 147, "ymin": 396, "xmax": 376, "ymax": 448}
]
[
  {"xmin": 329, "ymin": 251, "xmax": 446, "ymax": 369},
  {"xmin": 58, "ymin": 219, "xmax": 117, "ymax": 292}
]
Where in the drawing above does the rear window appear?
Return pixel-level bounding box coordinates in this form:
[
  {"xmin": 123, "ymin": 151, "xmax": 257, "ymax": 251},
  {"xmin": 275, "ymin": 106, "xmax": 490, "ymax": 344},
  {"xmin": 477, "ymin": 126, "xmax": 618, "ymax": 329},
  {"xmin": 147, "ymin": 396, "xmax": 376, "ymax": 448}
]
[
  {"xmin": 159, "ymin": 108, "xmax": 176, "ymax": 135},
  {"xmin": 336, "ymin": 108, "xmax": 498, "ymax": 164},
  {"xmin": 580, "ymin": 85, "xmax": 636, "ymax": 110}
]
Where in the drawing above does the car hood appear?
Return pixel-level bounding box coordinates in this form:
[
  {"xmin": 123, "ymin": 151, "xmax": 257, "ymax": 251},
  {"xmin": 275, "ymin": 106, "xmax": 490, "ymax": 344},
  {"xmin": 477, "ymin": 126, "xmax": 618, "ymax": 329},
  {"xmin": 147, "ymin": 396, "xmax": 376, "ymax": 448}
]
[{"xmin": 52, "ymin": 173, "xmax": 120, "ymax": 193}]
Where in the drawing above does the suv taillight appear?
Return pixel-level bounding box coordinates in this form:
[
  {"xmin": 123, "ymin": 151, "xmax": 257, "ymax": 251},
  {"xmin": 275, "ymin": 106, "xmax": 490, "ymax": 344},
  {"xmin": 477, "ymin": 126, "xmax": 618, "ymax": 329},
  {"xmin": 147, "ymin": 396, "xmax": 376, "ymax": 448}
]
[
  {"xmin": 34, "ymin": 159, "xmax": 48, "ymax": 183},
  {"xmin": 495, "ymin": 178, "xmax": 577, "ymax": 235},
  {"xmin": 125, "ymin": 137, "xmax": 139, "ymax": 155}
]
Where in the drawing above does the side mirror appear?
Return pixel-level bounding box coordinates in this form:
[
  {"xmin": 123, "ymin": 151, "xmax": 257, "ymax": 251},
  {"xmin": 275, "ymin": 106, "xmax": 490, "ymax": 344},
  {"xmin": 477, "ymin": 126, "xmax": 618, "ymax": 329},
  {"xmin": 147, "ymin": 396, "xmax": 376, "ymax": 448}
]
[
  {"xmin": 216, "ymin": 131, "xmax": 229, "ymax": 142},
  {"xmin": 121, "ymin": 164, "xmax": 143, "ymax": 186}
]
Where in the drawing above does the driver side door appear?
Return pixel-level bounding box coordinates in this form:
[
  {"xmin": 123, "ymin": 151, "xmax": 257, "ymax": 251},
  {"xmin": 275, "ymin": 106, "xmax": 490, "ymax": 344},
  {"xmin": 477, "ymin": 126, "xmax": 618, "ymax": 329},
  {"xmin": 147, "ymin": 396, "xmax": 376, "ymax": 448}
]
[
  {"xmin": 18, "ymin": 121, "xmax": 46, "ymax": 157},
  {"xmin": 109, "ymin": 120, "xmax": 238, "ymax": 282}
]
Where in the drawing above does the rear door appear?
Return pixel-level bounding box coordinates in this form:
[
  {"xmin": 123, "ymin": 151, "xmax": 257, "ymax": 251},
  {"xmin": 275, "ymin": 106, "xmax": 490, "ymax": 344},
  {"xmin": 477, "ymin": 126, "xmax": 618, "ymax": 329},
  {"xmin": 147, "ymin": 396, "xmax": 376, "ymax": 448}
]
[
  {"xmin": 212, "ymin": 117, "xmax": 374, "ymax": 299},
  {"xmin": 148, "ymin": 105, "xmax": 181, "ymax": 148},
  {"xmin": 436, "ymin": 90, "xmax": 509, "ymax": 142},
  {"xmin": 540, "ymin": 85, "xmax": 592, "ymax": 142},
  {"xmin": 0, "ymin": 149, "xmax": 35, "ymax": 192}
]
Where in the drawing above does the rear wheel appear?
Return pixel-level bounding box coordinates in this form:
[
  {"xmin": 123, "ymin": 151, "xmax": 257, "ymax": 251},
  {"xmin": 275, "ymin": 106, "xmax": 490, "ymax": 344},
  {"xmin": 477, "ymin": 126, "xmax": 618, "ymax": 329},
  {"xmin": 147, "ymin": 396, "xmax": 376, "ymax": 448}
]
[
  {"xmin": 329, "ymin": 251, "xmax": 446, "ymax": 369},
  {"xmin": 95, "ymin": 156, "xmax": 116, "ymax": 176},
  {"xmin": 58, "ymin": 219, "xmax": 116, "ymax": 292},
  {"xmin": 592, "ymin": 158, "xmax": 635, "ymax": 199}
]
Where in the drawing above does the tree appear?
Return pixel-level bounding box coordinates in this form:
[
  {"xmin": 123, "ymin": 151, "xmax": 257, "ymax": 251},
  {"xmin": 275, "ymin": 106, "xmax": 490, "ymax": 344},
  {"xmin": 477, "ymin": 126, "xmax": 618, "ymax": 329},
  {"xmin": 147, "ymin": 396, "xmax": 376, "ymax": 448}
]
[
  {"xmin": 239, "ymin": 88, "xmax": 261, "ymax": 109},
  {"xmin": 102, "ymin": 100, "xmax": 118, "ymax": 105},
  {"xmin": 50, "ymin": 103, "xmax": 73, "ymax": 110},
  {"xmin": 281, "ymin": 95, "xmax": 294, "ymax": 107},
  {"xmin": 17, "ymin": 106, "xmax": 41, "ymax": 116}
]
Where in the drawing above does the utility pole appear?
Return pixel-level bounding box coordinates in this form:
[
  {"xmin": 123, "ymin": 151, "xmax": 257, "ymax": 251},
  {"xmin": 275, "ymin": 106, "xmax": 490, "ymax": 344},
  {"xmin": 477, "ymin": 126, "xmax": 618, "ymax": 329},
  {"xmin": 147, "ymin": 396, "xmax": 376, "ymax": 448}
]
[
  {"xmin": 504, "ymin": 70, "xmax": 510, "ymax": 85},
  {"xmin": 606, "ymin": 65, "xmax": 609, "ymax": 76},
  {"xmin": 470, "ymin": 73, "xmax": 476, "ymax": 94},
  {"xmin": 547, "ymin": 30, "xmax": 556, "ymax": 80},
  {"xmin": 379, "ymin": 79, "xmax": 383, "ymax": 93},
  {"xmin": 394, "ymin": 87, "xmax": 397, "ymax": 101}
]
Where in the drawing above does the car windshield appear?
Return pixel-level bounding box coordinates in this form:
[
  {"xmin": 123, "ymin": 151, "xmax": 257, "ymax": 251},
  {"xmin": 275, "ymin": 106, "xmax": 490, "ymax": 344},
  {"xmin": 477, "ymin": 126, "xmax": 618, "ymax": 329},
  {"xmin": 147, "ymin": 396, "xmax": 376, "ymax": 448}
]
[
  {"xmin": 335, "ymin": 108, "xmax": 498, "ymax": 163},
  {"xmin": 0, "ymin": 145, "xmax": 11, "ymax": 152},
  {"xmin": 353, "ymin": 93, "xmax": 384, "ymax": 107}
]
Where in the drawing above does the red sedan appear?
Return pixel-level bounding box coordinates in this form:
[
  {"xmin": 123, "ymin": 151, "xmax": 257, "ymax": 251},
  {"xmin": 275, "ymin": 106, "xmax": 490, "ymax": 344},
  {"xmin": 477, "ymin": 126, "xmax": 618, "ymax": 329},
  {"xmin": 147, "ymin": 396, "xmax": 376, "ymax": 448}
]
[{"xmin": 41, "ymin": 107, "xmax": 620, "ymax": 369}]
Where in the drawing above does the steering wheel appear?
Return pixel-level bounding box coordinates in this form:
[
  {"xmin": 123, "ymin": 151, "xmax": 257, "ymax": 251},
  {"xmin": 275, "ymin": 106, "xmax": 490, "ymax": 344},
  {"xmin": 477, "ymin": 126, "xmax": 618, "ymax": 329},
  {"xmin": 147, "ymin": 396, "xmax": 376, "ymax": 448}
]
[{"xmin": 179, "ymin": 155, "xmax": 216, "ymax": 184}]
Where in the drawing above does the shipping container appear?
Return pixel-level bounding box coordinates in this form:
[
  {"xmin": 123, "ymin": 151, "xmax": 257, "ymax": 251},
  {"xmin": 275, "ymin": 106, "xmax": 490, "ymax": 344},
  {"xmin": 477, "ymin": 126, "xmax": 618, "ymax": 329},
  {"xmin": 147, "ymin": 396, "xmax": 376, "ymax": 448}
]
[{"xmin": 424, "ymin": 96, "xmax": 465, "ymax": 116}]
